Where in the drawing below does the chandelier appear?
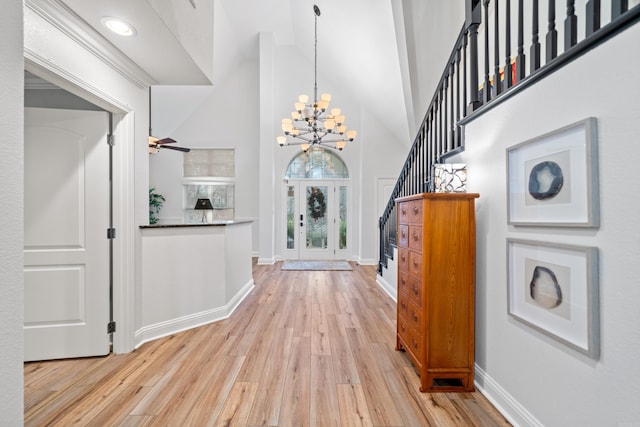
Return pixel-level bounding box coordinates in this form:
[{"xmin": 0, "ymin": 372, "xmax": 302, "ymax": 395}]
[{"xmin": 277, "ymin": 5, "xmax": 357, "ymax": 152}]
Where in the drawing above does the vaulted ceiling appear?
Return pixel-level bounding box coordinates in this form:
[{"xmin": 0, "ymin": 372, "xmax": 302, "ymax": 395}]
[{"xmin": 29, "ymin": 0, "xmax": 417, "ymax": 142}]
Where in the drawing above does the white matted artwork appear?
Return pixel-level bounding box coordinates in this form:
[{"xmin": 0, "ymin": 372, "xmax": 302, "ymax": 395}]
[
  {"xmin": 506, "ymin": 117, "xmax": 599, "ymax": 226},
  {"xmin": 433, "ymin": 163, "xmax": 467, "ymax": 193},
  {"xmin": 507, "ymin": 238, "xmax": 599, "ymax": 358}
]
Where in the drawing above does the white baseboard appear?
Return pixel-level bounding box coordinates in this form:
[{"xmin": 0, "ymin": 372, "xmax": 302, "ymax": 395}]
[
  {"xmin": 376, "ymin": 274, "xmax": 397, "ymax": 302},
  {"xmin": 474, "ymin": 364, "xmax": 543, "ymax": 427},
  {"xmin": 134, "ymin": 280, "xmax": 254, "ymax": 348},
  {"xmin": 257, "ymin": 257, "xmax": 275, "ymax": 265},
  {"xmin": 356, "ymin": 257, "xmax": 378, "ymax": 265}
]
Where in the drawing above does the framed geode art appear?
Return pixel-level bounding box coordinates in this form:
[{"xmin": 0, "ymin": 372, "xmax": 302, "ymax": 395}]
[
  {"xmin": 507, "ymin": 239, "xmax": 599, "ymax": 358},
  {"xmin": 506, "ymin": 118, "xmax": 599, "ymax": 227}
]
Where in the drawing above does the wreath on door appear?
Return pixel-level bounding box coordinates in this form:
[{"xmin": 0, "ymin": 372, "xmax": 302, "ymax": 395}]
[{"xmin": 308, "ymin": 187, "xmax": 326, "ymax": 221}]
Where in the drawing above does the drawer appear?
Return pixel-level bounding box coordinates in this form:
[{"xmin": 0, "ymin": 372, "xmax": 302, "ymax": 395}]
[
  {"xmin": 398, "ymin": 319, "xmax": 423, "ymax": 363},
  {"xmin": 408, "ymin": 225, "xmax": 423, "ymax": 252},
  {"xmin": 398, "ymin": 294, "xmax": 410, "ymax": 321},
  {"xmin": 407, "ymin": 299, "xmax": 423, "ymax": 331},
  {"xmin": 398, "ymin": 200, "xmax": 423, "ymax": 224},
  {"xmin": 398, "ymin": 224, "xmax": 409, "ymax": 248},
  {"xmin": 409, "ymin": 250, "xmax": 423, "ymax": 278},
  {"xmin": 398, "ymin": 247, "xmax": 410, "ymax": 272},
  {"xmin": 399, "ymin": 271, "xmax": 422, "ymax": 307}
]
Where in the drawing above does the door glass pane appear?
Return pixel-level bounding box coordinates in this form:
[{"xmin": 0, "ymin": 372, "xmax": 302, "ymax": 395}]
[
  {"xmin": 287, "ymin": 185, "xmax": 295, "ymax": 249},
  {"xmin": 306, "ymin": 186, "xmax": 328, "ymax": 249},
  {"xmin": 339, "ymin": 186, "xmax": 347, "ymax": 249}
]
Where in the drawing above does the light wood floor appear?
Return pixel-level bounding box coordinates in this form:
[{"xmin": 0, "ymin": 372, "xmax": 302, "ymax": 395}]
[{"xmin": 25, "ymin": 261, "xmax": 511, "ymax": 426}]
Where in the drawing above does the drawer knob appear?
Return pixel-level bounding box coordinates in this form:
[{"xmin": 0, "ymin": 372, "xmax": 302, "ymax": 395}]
[
  {"xmin": 413, "ymin": 206, "xmax": 419, "ymax": 215},
  {"xmin": 413, "ymin": 313, "xmax": 418, "ymax": 322},
  {"xmin": 402, "ymin": 207, "xmax": 406, "ymax": 215},
  {"xmin": 401, "ymin": 302, "xmax": 406, "ymax": 309},
  {"xmin": 401, "ymin": 230, "xmax": 406, "ymax": 238},
  {"xmin": 413, "ymin": 286, "xmax": 418, "ymax": 295},
  {"xmin": 413, "ymin": 231, "xmax": 419, "ymax": 241}
]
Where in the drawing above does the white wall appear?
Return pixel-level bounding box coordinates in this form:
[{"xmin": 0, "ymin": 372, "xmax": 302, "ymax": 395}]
[
  {"xmin": 150, "ymin": 40, "xmax": 409, "ymax": 264},
  {"xmin": 0, "ymin": 1, "xmax": 24, "ymax": 424},
  {"xmin": 401, "ymin": 0, "xmax": 465, "ymax": 129},
  {"xmin": 461, "ymin": 24, "xmax": 640, "ymax": 426},
  {"xmin": 148, "ymin": 60, "xmax": 261, "ymax": 253}
]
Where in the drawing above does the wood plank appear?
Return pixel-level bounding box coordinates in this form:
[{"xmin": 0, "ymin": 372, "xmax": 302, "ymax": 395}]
[
  {"xmin": 310, "ymin": 355, "xmax": 340, "ymax": 426},
  {"xmin": 311, "ymin": 302, "xmax": 331, "ymax": 356},
  {"xmin": 278, "ymin": 337, "xmax": 311, "ymax": 427},
  {"xmin": 214, "ymin": 382, "xmax": 259, "ymax": 427},
  {"xmin": 326, "ymin": 314, "xmax": 361, "ymax": 385},
  {"xmin": 246, "ymin": 327, "xmax": 294, "ymax": 426},
  {"xmin": 336, "ymin": 383, "xmax": 374, "ymax": 427}
]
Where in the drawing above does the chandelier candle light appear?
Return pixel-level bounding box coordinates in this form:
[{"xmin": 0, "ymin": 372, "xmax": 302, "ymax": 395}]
[{"xmin": 277, "ymin": 5, "xmax": 356, "ymax": 152}]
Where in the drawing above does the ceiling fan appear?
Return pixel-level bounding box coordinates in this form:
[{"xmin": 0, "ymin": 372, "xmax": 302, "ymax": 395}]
[{"xmin": 148, "ymin": 87, "xmax": 191, "ymax": 154}]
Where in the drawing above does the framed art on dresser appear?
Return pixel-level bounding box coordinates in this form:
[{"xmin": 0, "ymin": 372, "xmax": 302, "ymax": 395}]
[{"xmin": 506, "ymin": 117, "xmax": 599, "ymax": 227}]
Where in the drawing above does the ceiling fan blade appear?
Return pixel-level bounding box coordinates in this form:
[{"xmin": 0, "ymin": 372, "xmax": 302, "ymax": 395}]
[
  {"xmin": 160, "ymin": 144, "xmax": 191, "ymax": 152},
  {"xmin": 155, "ymin": 137, "xmax": 177, "ymax": 145}
]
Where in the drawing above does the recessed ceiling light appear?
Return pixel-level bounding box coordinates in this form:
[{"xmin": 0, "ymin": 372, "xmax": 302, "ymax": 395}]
[{"xmin": 101, "ymin": 17, "xmax": 137, "ymax": 37}]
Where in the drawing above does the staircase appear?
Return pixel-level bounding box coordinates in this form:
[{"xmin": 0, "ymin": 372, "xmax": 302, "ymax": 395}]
[{"xmin": 378, "ymin": 0, "xmax": 640, "ymax": 276}]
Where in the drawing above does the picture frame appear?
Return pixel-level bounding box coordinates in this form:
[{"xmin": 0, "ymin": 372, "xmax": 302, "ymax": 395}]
[
  {"xmin": 507, "ymin": 238, "xmax": 599, "ymax": 358},
  {"xmin": 506, "ymin": 117, "xmax": 599, "ymax": 227}
]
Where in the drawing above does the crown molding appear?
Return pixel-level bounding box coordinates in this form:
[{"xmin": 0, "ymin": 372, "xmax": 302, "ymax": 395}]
[{"xmin": 25, "ymin": 0, "xmax": 156, "ymax": 88}]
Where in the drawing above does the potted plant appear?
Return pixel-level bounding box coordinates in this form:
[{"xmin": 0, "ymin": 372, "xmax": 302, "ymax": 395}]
[{"xmin": 149, "ymin": 188, "xmax": 165, "ymax": 224}]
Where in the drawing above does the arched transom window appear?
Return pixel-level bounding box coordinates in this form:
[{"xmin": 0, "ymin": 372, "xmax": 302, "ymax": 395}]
[{"xmin": 285, "ymin": 146, "xmax": 349, "ymax": 179}]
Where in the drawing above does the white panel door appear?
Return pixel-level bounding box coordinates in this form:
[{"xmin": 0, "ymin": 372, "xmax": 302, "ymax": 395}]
[{"xmin": 24, "ymin": 107, "xmax": 110, "ymax": 361}]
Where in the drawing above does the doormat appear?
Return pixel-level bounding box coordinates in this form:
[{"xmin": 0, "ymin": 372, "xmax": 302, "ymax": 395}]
[{"xmin": 281, "ymin": 260, "xmax": 353, "ymax": 271}]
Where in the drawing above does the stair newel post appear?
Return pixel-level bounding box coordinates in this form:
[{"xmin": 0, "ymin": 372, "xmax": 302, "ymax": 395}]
[
  {"xmin": 546, "ymin": 0, "xmax": 558, "ymax": 62},
  {"xmin": 564, "ymin": 0, "xmax": 578, "ymax": 50},
  {"xmin": 530, "ymin": 0, "xmax": 541, "ymax": 72},
  {"xmin": 466, "ymin": 0, "xmax": 482, "ymax": 113}
]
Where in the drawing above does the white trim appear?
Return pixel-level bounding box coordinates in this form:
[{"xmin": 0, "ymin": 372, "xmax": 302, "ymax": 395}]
[
  {"xmin": 257, "ymin": 257, "xmax": 276, "ymax": 265},
  {"xmin": 134, "ymin": 280, "xmax": 255, "ymax": 348},
  {"xmin": 376, "ymin": 274, "xmax": 397, "ymax": 302},
  {"xmin": 474, "ymin": 365, "xmax": 544, "ymax": 427},
  {"xmin": 25, "ymin": 0, "xmax": 155, "ymax": 88},
  {"xmin": 24, "ymin": 52, "xmax": 132, "ymax": 114},
  {"xmin": 111, "ymin": 113, "xmax": 136, "ymax": 354}
]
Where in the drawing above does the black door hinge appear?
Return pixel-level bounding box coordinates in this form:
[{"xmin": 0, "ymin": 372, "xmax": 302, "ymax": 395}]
[
  {"xmin": 107, "ymin": 134, "xmax": 115, "ymax": 146},
  {"xmin": 107, "ymin": 228, "xmax": 116, "ymax": 239},
  {"xmin": 107, "ymin": 321, "xmax": 116, "ymax": 334}
]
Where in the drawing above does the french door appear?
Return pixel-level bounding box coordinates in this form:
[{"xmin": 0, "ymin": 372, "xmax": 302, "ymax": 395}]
[{"xmin": 284, "ymin": 180, "xmax": 350, "ymax": 260}]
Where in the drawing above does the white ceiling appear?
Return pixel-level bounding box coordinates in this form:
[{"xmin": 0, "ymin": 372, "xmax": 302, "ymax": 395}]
[{"xmin": 50, "ymin": 0, "xmax": 411, "ymax": 141}]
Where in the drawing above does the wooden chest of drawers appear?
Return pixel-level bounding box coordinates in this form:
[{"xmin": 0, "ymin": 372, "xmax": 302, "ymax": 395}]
[{"xmin": 395, "ymin": 193, "xmax": 479, "ymax": 392}]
